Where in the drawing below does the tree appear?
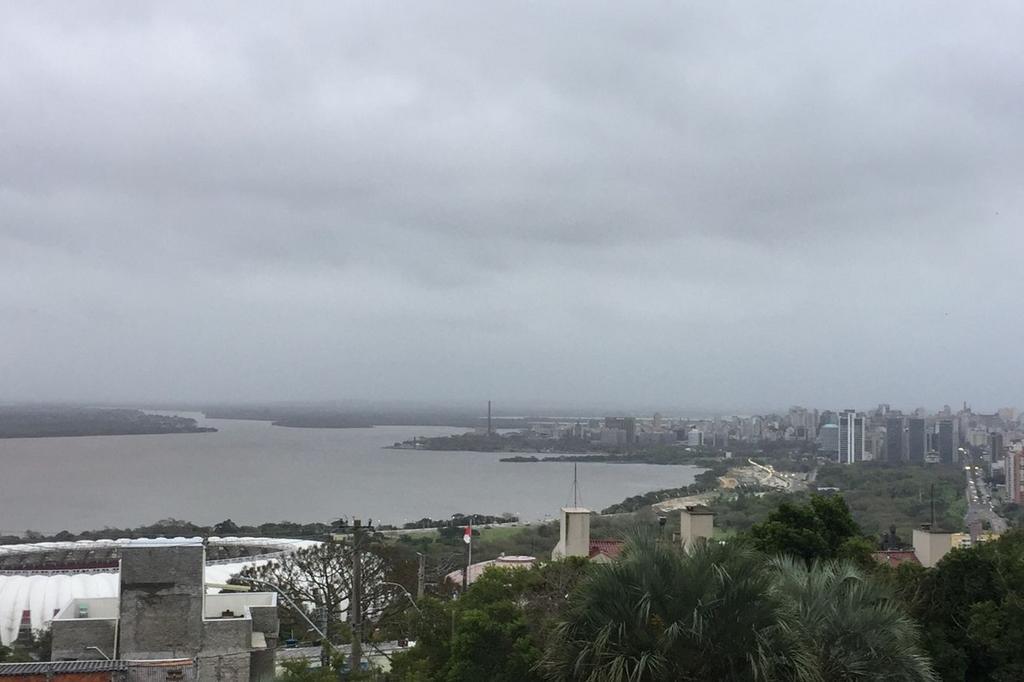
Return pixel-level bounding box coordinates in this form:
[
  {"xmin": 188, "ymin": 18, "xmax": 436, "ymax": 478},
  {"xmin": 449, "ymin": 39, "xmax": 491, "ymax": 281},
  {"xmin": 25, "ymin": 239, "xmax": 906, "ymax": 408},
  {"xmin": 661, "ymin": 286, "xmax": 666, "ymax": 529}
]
[
  {"xmin": 390, "ymin": 560, "xmax": 589, "ymax": 682},
  {"xmin": 213, "ymin": 519, "xmax": 240, "ymax": 535},
  {"xmin": 750, "ymin": 495, "xmax": 870, "ymax": 565},
  {"xmin": 900, "ymin": 530, "xmax": 1024, "ymax": 680},
  {"xmin": 539, "ymin": 531, "xmax": 793, "ymax": 681},
  {"xmin": 236, "ymin": 537, "xmax": 405, "ymax": 651},
  {"xmin": 770, "ymin": 556, "xmax": 935, "ymax": 681}
]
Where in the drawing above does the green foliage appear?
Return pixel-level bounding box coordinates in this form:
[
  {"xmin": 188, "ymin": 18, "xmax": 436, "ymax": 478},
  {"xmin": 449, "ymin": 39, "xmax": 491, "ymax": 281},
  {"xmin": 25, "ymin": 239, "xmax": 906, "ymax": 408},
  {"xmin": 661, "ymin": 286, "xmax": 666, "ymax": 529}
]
[
  {"xmin": 750, "ymin": 495, "xmax": 871, "ymax": 565},
  {"xmin": 600, "ymin": 463, "xmax": 730, "ymax": 514},
  {"xmin": 390, "ymin": 560, "xmax": 589, "ymax": 682},
  {"xmin": 539, "ymin": 531, "xmax": 789, "ymax": 681},
  {"xmin": 770, "ymin": 557, "xmax": 935, "ymax": 680},
  {"xmin": 0, "ymin": 630, "xmax": 51, "ymax": 663},
  {"xmin": 710, "ymin": 491, "xmax": 809, "ymax": 533},
  {"xmin": 899, "ymin": 530, "xmax": 1024, "ymax": 681},
  {"xmin": 540, "ymin": 530, "xmax": 935, "ymax": 681},
  {"xmin": 814, "ymin": 462, "xmax": 965, "ymax": 539}
]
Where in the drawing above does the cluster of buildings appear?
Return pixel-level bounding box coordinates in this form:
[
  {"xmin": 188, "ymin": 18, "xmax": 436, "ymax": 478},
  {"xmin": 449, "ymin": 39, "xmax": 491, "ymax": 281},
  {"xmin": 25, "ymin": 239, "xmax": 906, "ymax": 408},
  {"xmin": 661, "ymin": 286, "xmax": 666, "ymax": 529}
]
[
  {"xmin": 0, "ymin": 538, "xmax": 316, "ymax": 682},
  {"xmin": 518, "ymin": 404, "xmax": 1024, "ymax": 473}
]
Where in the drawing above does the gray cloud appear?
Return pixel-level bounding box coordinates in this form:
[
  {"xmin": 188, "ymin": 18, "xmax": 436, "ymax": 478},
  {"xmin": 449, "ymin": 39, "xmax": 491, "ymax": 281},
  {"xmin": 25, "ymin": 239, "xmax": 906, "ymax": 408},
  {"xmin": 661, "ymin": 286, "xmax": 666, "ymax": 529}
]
[{"xmin": 1, "ymin": 1, "xmax": 1023, "ymax": 412}]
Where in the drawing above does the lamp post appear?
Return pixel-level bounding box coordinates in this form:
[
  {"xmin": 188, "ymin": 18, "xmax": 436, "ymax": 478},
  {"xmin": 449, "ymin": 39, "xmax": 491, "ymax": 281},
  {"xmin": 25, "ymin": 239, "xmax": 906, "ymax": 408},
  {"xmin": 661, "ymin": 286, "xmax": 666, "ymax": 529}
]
[
  {"xmin": 234, "ymin": 576, "xmax": 331, "ymax": 669},
  {"xmin": 379, "ymin": 581, "xmax": 422, "ymax": 615}
]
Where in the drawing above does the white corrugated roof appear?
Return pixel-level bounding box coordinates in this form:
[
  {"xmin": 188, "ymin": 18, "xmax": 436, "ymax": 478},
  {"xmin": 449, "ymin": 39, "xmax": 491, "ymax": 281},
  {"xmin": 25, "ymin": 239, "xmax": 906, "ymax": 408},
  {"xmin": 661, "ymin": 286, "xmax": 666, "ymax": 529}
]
[{"xmin": 0, "ymin": 537, "xmax": 317, "ymax": 646}]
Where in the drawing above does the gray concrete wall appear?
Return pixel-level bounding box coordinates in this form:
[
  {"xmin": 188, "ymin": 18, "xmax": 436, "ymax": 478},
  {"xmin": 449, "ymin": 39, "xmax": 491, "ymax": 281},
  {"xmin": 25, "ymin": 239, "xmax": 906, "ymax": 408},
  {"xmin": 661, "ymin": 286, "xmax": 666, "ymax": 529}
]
[
  {"xmin": 197, "ymin": 652, "xmax": 250, "ymax": 682},
  {"xmin": 51, "ymin": 618, "xmax": 116, "ymax": 661},
  {"xmin": 246, "ymin": 606, "xmax": 278, "ymax": 644},
  {"xmin": 201, "ymin": 619, "xmax": 250, "ymax": 655},
  {"xmin": 118, "ymin": 545, "xmax": 205, "ymax": 659},
  {"xmin": 248, "ymin": 650, "xmax": 275, "ymax": 682}
]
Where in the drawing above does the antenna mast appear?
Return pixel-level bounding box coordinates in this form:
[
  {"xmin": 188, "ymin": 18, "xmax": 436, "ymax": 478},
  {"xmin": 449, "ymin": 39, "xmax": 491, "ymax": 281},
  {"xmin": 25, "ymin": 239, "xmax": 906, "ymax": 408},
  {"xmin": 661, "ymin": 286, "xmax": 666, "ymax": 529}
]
[
  {"xmin": 930, "ymin": 483, "xmax": 935, "ymax": 528},
  {"xmin": 573, "ymin": 462, "xmax": 579, "ymax": 507}
]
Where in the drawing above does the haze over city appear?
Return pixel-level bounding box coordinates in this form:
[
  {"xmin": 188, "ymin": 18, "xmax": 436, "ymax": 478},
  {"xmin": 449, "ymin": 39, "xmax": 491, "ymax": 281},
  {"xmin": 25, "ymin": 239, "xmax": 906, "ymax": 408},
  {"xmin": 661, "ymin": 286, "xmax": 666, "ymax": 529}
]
[{"xmin": 2, "ymin": 2, "xmax": 1023, "ymax": 410}]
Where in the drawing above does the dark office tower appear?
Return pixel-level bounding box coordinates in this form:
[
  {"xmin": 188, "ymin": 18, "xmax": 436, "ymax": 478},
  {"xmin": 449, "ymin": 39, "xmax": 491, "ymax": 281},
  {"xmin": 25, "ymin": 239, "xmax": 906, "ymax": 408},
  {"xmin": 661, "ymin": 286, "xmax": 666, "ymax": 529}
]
[
  {"xmin": 990, "ymin": 432, "xmax": 1004, "ymax": 461},
  {"xmin": 839, "ymin": 411, "xmax": 865, "ymax": 464},
  {"xmin": 908, "ymin": 418, "xmax": 926, "ymax": 463},
  {"xmin": 938, "ymin": 419, "xmax": 955, "ymax": 464},
  {"xmin": 886, "ymin": 416, "xmax": 905, "ymax": 462}
]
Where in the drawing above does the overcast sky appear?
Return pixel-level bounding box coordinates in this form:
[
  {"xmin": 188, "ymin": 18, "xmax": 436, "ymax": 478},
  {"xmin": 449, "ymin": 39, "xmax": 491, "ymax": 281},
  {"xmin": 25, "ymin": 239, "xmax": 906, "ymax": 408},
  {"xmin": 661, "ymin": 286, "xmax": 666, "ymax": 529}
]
[{"xmin": 1, "ymin": 2, "xmax": 1022, "ymax": 413}]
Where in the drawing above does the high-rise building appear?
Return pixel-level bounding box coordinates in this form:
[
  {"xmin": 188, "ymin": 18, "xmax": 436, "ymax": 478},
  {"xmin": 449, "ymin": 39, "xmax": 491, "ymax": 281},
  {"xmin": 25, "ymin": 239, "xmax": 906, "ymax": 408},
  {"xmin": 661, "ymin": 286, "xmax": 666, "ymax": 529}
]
[
  {"xmin": 818, "ymin": 423, "xmax": 840, "ymax": 458},
  {"xmin": 886, "ymin": 416, "xmax": 905, "ymax": 462},
  {"xmin": 604, "ymin": 417, "xmax": 636, "ymax": 447},
  {"xmin": 908, "ymin": 418, "xmax": 926, "ymax": 463},
  {"xmin": 1007, "ymin": 450, "xmax": 1023, "ymax": 504},
  {"xmin": 839, "ymin": 411, "xmax": 865, "ymax": 464},
  {"xmin": 989, "ymin": 433, "xmax": 1004, "ymax": 461},
  {"xmin": 938, "ymin": 419, "xmax": 955, "ymax": 464}
]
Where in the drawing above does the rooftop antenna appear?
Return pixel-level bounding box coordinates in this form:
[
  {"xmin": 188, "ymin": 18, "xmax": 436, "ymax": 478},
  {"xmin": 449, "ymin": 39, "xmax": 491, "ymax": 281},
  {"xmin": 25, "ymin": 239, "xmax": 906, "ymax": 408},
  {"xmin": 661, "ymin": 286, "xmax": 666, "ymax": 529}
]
[
  {"xmin": 930, "ymin": 483, "xmax": 935, "ymax": 528},
  {"xmin": 487, "ymin": 400, "xmax": 492, "ymax": 436}
]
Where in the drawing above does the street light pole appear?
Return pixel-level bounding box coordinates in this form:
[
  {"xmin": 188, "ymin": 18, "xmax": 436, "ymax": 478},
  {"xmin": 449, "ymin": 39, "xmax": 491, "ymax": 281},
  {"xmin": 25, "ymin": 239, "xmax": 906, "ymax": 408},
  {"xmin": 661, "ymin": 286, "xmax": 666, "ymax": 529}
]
[
  {"xmin": 379, "ymin": 581, "xmax": 422, "ymax": 615},
  {"xmin": 234, "ymin": 577, "xmax": 327, "ymax": 640}
]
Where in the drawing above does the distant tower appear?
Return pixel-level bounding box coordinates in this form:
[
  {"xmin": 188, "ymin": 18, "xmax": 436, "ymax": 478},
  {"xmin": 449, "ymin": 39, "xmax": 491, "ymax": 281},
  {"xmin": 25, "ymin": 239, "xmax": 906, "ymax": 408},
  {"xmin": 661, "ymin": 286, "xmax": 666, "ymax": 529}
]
[
  {"xmin": 839, "ymin": 411, "xmax": 865, "ymax": 464},
  {"xmin": 487, "ymin": 400, "xmax": 492, "ymax": 436}
]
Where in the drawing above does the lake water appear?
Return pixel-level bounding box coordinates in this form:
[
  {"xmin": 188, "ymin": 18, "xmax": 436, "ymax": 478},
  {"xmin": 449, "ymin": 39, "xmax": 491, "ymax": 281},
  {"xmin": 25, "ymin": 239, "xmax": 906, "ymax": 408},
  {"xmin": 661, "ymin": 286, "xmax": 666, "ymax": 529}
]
[{"xmin": 0, "ymin": 413, "xmax": 701, "ymax": 533}]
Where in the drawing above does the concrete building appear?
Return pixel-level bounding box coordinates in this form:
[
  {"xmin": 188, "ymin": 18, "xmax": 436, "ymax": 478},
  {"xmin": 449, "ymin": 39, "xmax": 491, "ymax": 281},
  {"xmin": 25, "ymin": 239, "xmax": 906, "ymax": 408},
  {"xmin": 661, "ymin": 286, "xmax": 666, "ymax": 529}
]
[
  {"xmin": 911, "ymin": 526, "xmax": 955, "ymax": 568},
  {"xmin": 937, "ymin": 419, "xmax": 955, "ymax": 464},
  {"xmin": 551, "ymin": 507, "xmax": 592, "ymax": 560},
  {"xmin": 908, "ymin": 418, "xmax": 927, "ymax": 463},
  {"xmin": 818, "ymin": 424, "xmax": 839, "ymax": 458},
  {"xmin": 990, "ymin": 432, "xmax": 1004, "ymax": 462},
  {"xmin": 49, "ymin": 543, "xmax": 279, "ymax": 682},
  {"xmin": 1007, "ymin": 450, "xmax": 1024, "ymax": 504},
  {"xmin": 885, "ymin": 416, "xmax": 905, "ymax": 462},
  {"xmin": 602, "ymin": 417, "xmax": 636, "ymax": 446},
  {"xmin": 686, "ymin": 428, "xmax": 704, "ymax": 447},
  {"xmin": 550, "ymin": 507, "xmax": 624, "ymax": 563},
  {"xmin": 0, "ymin": 537, "xmax": 311, "ymax": 648},
  {"xmin": 679, "ymin": 506, "xmax": 714, "ymax": 549},
  {"xmin": 839, "ymin": 411, "xmax": 864, "ymax": 464}
]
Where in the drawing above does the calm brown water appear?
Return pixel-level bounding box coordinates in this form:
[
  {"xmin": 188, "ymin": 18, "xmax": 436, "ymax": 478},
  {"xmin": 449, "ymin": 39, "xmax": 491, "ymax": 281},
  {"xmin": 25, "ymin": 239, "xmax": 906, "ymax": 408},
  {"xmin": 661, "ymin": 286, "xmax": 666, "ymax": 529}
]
[{"xmin": 0, "ymin": 413, "xmax": 701, "ymax": 533}]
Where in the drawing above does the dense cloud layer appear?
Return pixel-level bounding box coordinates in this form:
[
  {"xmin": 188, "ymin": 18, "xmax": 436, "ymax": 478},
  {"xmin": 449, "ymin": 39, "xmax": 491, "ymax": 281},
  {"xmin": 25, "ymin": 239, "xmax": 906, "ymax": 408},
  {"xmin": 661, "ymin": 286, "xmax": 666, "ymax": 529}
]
[{"xmin": 2, "ymin": 2, "xmax": 1022, "ymax": 412}]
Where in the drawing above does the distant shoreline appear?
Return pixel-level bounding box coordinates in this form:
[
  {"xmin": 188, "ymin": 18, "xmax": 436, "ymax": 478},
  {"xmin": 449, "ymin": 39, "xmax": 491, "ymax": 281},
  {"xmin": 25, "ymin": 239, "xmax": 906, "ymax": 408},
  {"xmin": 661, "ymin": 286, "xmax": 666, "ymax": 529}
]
[
  {"xmin": 0, "ymin": 428, "xmax": 216, "ymax": 440},
  {"xmin": 0, "ymin": 407, "xmax": 217, "ymax": 439}
]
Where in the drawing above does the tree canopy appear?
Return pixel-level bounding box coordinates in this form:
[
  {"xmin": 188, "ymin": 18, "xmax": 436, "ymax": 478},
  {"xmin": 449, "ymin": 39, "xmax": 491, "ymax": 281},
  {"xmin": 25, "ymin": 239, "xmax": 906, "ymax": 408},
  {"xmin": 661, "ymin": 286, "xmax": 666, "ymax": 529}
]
[{"xmin": 749, "ymin": 494, "xmax": 872, "ymax": 565}]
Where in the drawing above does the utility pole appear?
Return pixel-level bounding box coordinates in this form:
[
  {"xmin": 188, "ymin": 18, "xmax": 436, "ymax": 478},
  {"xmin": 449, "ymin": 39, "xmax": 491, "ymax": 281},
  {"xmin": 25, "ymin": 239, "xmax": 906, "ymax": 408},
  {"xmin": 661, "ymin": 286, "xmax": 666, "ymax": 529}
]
[
  {"xmin": 930, "ymin": 483, "xmax": 936, "ymax": 528},
  {"xmin": 416, "ymin": 553, "xmax": 426, "ymax": 600},
  {"xmin": 316, "ymin": 589, "xmax": 330, "ymax": 670},
  {"xmin": 350, "ymin": 519, "xmax": 364, "ymax": 675},
  {"xmin": 461, "ymin": 523, "xmax": 472, "ymax": 593}
]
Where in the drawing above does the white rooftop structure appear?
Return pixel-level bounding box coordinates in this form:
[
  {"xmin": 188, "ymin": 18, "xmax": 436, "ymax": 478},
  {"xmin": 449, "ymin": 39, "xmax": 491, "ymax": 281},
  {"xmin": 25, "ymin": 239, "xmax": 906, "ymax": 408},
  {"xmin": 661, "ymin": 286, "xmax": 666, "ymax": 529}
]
[
  {"xmin": 444, "ymin": 555, "xmax": 536, "ymax": 586},
  {"xmin": 0, "ymin": 537, "xmax": 316, "ymax": 646}
]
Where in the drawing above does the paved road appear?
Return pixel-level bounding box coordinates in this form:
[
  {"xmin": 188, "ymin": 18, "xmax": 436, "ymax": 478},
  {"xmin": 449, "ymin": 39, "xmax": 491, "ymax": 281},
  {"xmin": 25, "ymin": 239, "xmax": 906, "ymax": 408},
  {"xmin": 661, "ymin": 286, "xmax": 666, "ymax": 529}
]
[{"xmin": 965, "ymin": 464, "xmax": 1009, "ymax": 534}]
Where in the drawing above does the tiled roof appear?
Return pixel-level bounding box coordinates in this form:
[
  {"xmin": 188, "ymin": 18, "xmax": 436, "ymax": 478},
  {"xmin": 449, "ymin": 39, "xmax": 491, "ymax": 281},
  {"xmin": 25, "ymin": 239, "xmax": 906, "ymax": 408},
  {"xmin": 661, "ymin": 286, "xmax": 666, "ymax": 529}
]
[
  {"xmin": 872, "ymin": 550, "xmax": 920, "ymax": 568},
  {"xmin": 0, "ymin": 660, "xmax": 128, "ymax": 676},
  {"xmin": 588, "ymin": 539, "xmax": 624, "ymax": 559}
]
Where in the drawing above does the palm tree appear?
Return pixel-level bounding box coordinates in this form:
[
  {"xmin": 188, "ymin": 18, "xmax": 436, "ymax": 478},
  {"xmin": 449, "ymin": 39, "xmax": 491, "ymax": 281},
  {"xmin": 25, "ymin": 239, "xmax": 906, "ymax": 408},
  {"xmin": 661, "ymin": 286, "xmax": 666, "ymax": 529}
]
[
  {"xmin": 537, "ymin": 530, "xmax": 793, "ymax": 681},
  {"xmin": 769, "ymin": 556, "xmax": 936, "ymax": 681}
]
